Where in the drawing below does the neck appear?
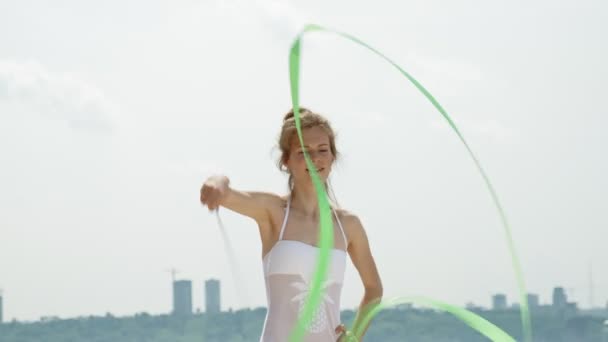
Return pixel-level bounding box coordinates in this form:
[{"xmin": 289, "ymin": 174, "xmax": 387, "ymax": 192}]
[{"xmin": 290, "ymin": 182, "xmax": 329, "ymax": 218}]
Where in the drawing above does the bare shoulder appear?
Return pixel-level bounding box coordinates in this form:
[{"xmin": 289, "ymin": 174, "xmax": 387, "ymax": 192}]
[
  {"xmin": 335, "ymin": 208, "xmax": 367, "ymax": 246},
  {"xmin": 264, "ymin": 192, "xmax": 290, "ymax": 209},
  {"xmin": 240, "ymin": 191, "xmax": 287, "ymax": 242},
  {"xmin": 249, "ymin": 191, "xmax": 289, "ymax": 220},
  {"xmin": 256, "ymin": 191, "xmax": 290, "ymax": 226},
  {"xmin": 335, "ymin": 208, "xmax": 363, "ymax": 227}
]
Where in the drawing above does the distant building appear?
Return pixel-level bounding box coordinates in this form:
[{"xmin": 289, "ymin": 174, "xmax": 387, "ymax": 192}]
[
  {"xmin": 0, "ymin": 292, "xmax": 3, "ymax": 324},
  {"xmin": 581, "ymin": 307, "xmax": 608, "ymax": 319},
  {"xmin": 552, "ymin": 287, "xmax": 567, "ymax": 309},
  {"xmin": 492, "ymin": 294, "xmax": 507, "ymax": 310},
  {"xmin": 527, "ymin": 294, "xmax": 539, "ymax": 308},
  {"xmin": 205, "ymin": 279, "xmax": 221, "ymax": 313},
  {"xmin": 173, "ymin": 280, "xmax": 192, "ymax": 316}
]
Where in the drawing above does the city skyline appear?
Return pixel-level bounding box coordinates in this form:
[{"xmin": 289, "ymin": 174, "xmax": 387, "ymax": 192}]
[{"xmin": 1, "ymin": 277, "xmax": 606, "ymax": 324}]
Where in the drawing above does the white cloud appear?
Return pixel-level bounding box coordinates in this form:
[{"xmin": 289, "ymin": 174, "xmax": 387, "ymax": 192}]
[{"xmin": 0, "ymin": 60, "xmax": 118, "ymax": 133}]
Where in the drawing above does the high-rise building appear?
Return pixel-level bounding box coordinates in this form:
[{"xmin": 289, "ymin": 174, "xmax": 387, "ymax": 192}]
[
  {"xmin": 173, "ymin": 280, "xmax": 192, "ymax": 316},
  {"xmin": 527, "ymin": 293, "xmax": 539, "ymax": 308},
  {"xmin": 552, "ymin": 287, "xmax": 567, "ymax": 309},
  {"xmin": 205, "ymin": 279, "xmax": 221, "ymax": 313},
  {"xmin": 0, "ymin": 291, "xmax": 3, "ymax": 324},
  {"xmin": 492, "ymin": 294, "xmax": 507, "ymax": 310}
]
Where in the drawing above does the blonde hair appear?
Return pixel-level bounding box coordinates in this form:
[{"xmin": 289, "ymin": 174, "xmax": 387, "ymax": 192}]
[{"xmin": 277, "ymin": 107, "xmax": 339, "ymax": 191}]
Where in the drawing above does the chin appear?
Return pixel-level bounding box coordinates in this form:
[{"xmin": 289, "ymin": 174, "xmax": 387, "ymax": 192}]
[{"xmin": 306, "ymin": 174, "xmax": 329, "ymax": 183}]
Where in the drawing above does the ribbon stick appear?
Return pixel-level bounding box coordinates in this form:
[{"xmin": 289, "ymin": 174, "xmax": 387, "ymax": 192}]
[{"xmin": 215, "ymin": 210, "xmax": 249, "ymax": 308}]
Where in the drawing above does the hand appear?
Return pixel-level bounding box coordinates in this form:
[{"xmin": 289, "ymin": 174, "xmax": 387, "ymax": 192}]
[
  {"xmin": 335, "ymin": 324, "xmax": 358, "ymax": 342},
  {"xmin": 200, "ymin": 175, "xmax": 229, "ymax": 211}
]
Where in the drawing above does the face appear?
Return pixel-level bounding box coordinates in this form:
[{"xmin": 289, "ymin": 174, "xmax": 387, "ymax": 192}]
[{"xmin": 285, "ymin": 126, "xmax": 334, "ymax": 184}]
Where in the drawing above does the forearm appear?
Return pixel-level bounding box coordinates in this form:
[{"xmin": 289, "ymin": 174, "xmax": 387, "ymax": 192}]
[{"xmin": 351, "ymin": 288, "xmax": 383, "ymax": 340}]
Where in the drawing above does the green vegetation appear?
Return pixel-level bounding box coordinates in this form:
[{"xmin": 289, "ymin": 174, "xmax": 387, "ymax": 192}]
[{"xmin": 0, "ymin": 307, "xmax": 604, "ymax": 342}]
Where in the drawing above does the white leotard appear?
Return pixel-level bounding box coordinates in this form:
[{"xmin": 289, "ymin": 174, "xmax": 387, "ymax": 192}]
[{"xmin": 260, "ymin": 196, "xmax": 348, "ymax": 342}]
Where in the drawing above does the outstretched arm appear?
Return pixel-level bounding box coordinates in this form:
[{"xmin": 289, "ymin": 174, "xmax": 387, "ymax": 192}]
[{"xmin": 200, "ymin": 174, "xmax": 280, "ymax": 226}]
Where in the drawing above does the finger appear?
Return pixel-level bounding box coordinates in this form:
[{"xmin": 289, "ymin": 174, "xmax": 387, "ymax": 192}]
[
  {"xmin": 200, "ymin": 187, "xmax": 209, "ymax": 204},
  {"xmin": 209, "ymin": 197, "xmax": 219, "ymax": 210},
  {"xmin": 203, "ymin": 188, "xmax": 216, "ymax": 207},
  {"xmin": 208, "ymin": 194, "xmax": 218, "ymax": 209}
]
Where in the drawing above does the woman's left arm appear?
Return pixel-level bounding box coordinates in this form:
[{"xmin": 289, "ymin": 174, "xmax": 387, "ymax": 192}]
[{"xmin": 342, "ymin": 213, "xmax": 383, "ymax": 341}]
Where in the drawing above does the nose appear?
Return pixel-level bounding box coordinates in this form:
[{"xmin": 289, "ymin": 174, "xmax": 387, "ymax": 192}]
[{"xmin": 309, "ymin": 150, "xmax": 323, "ymax": 162}]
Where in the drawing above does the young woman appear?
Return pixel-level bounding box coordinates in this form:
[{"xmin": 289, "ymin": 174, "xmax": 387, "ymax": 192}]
[{"xmin": 200, "ymin": 107, "xmax": 383, "ymax": 341}]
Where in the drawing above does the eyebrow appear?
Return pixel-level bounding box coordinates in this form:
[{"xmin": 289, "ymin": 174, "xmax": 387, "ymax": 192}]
[{"xmin": 299, "ymin": 143, "xmax": 329, "ymax": 148}]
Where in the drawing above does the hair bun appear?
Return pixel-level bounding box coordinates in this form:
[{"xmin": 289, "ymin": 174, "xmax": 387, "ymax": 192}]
[
  {"xmin": 284, "ymin": 106, "xmax": 311, "ymax": 122},
  {"xmin": 283, "ymin": 111, "xmax": 294, "ymax": 122}
]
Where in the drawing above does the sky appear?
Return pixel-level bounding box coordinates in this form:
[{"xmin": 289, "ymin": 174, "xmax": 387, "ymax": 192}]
[{"xmin": 1, "ymin": 0, "xmax": 607, "ymax": 322}]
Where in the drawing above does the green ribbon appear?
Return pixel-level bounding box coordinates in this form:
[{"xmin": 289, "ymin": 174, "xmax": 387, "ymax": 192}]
[
  {"xmin": 288, "ymin": 24, "xmax": 532, "ymax": 342},
  {"xmin": 351, "ymin": 297, "xmax": 516, "ymax": 342},
  {"xmin": 287, "ymin": 34, "xmax": 335, "ymax": 340}
]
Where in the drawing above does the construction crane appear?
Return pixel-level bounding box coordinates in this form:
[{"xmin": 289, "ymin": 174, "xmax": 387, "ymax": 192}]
[{"xmin": 166, "ymin": 268, "xmax": 179, "ymax": 283}]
